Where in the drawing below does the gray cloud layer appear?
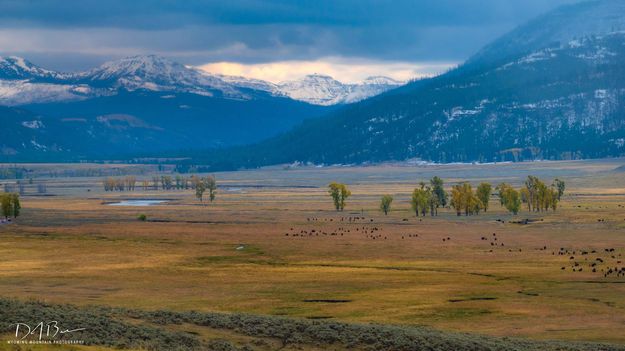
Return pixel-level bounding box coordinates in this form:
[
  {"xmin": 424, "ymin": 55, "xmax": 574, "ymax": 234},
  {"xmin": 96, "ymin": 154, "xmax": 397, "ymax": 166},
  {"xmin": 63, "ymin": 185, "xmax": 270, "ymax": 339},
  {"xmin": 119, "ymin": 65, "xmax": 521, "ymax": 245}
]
[{"xmin": 0, "ymin": 0, "xmax": 580, "ymax": 71}]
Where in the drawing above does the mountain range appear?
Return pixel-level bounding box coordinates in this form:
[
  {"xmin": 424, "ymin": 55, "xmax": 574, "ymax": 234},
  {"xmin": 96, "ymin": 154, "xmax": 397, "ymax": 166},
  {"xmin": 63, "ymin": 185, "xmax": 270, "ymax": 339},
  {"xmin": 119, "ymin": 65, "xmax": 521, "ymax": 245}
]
[
  {"xmin": 3, "ymin": 0, "xmax": 625, "ymax": 166},
  {"xmin": 218, "ymin": 73, "xmax": 403, "ymax": 106},
  {"xmin": 0, "ymin": 55, "xmax": 402, "ymax": 107},
  {"xmin": 0, "ymin": 55, "xmax": 401, "ymax": 159},
  {"xmin": 187, "ymin": 0, "xmax": 625, "ymax": 169}
]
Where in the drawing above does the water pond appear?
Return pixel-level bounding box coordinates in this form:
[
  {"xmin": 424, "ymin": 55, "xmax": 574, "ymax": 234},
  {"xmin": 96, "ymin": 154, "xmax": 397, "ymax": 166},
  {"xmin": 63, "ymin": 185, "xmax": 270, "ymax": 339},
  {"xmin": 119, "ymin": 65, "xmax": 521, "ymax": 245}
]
[{"xmin": 107, "ymin": 200, "xmax": 168, "ymax": 207}]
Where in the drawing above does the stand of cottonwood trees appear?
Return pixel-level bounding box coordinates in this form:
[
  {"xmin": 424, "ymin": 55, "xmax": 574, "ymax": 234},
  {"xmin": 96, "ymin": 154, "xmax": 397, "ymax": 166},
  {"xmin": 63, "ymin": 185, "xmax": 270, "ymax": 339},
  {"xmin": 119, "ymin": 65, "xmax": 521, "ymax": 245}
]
[
  {"xmin": 103, "ymin": 175, "xmax": 216, "ymax": 193},
  {"xmin": 331, "ymin": 176, "xmax": 565, "ymax": 216},
  {"xmin": 103, "ymin": 176, "xmax": 137, "ymax": 191},
  {"xmin": 102, "ymin": 175, "xmax": 217, "ymax": 204}
]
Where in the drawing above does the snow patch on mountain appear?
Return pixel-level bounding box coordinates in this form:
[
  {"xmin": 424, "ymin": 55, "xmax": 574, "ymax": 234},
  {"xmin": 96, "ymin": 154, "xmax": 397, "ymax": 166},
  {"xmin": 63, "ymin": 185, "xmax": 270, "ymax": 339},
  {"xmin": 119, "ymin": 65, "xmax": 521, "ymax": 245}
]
[
  {"xmin": 0, "ymin": 80, "xmax": 87, "ymax": 105},
  {"xmin": 21, "ymin": 120, "xmax": 44, "ymax": 129},
  {"xmin": 215, "ymin": 74, "xmax": 282, "ymax": 95}
]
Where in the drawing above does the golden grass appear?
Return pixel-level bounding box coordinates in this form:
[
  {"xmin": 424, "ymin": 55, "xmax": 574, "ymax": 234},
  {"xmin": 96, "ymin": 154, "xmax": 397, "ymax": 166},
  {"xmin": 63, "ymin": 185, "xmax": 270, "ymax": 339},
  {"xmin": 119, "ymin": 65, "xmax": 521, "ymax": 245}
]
[{"xmin": 1, "ymin": 159, "xmax": 625, "ymax": 345}]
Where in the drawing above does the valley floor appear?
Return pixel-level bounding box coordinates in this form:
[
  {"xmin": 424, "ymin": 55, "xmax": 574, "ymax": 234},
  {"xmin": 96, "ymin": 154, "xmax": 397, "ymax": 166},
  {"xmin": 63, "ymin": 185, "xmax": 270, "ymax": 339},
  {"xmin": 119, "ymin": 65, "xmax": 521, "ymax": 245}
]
[{"xmin": 1, "ymin": 159, "xmax": 625, "ymax": 349}]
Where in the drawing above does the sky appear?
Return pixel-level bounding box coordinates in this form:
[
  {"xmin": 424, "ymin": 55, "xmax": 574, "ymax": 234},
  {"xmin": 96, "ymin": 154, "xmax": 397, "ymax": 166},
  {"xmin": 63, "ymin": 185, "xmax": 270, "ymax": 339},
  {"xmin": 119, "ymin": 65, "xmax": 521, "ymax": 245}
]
[{"xmin": 0, "ymin": 0, "xmax": 581, "ymax": 83}]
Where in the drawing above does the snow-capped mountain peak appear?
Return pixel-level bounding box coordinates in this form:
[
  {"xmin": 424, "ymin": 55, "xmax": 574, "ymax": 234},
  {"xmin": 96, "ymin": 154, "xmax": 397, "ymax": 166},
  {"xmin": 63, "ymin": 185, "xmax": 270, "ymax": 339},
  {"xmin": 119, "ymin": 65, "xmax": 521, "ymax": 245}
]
[
  {"xmin": 83, "ymin": 55, "xmax": 200, "ymax": 88},
  {"xmin": 0, "ymin": 56, "xmax": 65, "ymax": 80},
  {"xmin": 84, "ymin": 55, "xmax": 189, "ymax": 81},
  {"xmin": 79, "ymin": 55, "xmax": 251, "ymax": 98},
  {"xmin": 277, "ymin": 74, "xmax": 350, "ymax": 105},
  {"xmin": 276, "ymin": 74, "xmax": 403, "ymax": 106}
]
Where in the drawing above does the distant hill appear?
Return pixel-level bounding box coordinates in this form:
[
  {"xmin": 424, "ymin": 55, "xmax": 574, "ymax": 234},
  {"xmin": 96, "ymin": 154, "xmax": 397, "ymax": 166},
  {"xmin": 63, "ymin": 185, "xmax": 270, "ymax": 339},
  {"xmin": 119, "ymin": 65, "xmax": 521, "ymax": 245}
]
[
  {"xmin": 194, "ymin": 0, "xmax": 625, "ymax": 169},
  {"xmin": 0, "ymin": 92, "xmax": 333, "ymax": 161},
  {"xmin": 0, "ymin": 54, "xmax": 406, "ymax": 160},
  {"xmin": 0, "ymin": 55, "xmax": 340, "ymax": 160}
]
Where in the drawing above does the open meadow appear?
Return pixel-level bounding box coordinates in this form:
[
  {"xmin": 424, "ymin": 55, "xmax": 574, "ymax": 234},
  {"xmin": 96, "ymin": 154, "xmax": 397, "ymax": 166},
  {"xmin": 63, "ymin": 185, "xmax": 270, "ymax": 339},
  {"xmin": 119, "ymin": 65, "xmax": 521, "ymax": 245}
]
[{"xmin": 1, "ymin": 159, "xmax": 625, "ymax": 350}]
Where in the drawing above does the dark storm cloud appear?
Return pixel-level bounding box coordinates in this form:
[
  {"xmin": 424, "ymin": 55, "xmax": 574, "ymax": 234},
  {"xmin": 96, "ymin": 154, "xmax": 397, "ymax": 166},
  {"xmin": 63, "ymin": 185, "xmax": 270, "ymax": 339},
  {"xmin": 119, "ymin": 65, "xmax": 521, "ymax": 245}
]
[
  {"xmin": 0, "ymin": 0, "xmax": 579, "ymax": 28},
  {"xmin": 0, "ymin": 0, "xmax": 581, "ymax": 70}
]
